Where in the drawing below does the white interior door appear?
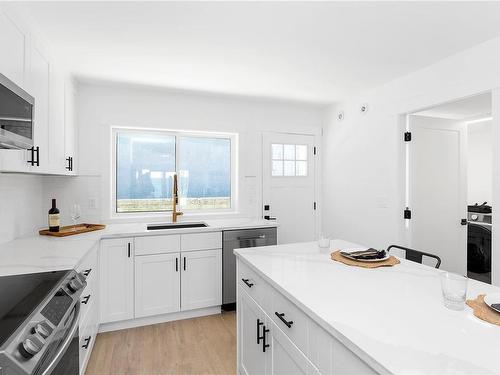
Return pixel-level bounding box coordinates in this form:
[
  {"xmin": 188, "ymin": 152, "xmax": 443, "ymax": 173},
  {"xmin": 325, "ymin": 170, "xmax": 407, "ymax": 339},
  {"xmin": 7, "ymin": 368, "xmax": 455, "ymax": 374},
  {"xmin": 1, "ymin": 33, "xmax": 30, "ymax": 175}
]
[
  {"xmin": 263, "ymin": 132, "xmax": 316, "ymax": 244},
  {"xmin": 409, "ymin": 115, "xmax": 467, "ymax": 274}
]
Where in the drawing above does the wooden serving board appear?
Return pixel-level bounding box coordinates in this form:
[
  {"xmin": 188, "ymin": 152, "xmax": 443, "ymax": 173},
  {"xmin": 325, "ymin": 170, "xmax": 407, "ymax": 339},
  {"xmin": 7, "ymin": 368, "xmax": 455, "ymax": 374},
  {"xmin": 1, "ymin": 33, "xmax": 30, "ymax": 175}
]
[{"xmin": 39, "ymin": 224, "xmax": 106, "ymax": 237}]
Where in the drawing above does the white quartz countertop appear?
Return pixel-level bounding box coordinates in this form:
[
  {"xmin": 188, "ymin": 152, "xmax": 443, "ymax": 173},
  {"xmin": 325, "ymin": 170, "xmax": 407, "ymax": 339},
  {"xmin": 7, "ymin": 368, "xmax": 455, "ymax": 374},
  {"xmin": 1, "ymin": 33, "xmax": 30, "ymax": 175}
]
[
  {"xmin": 0, "ymin": 218, "xmax": 276, "ymax": 277},
  {"xmin": 234, "ymin": 239, "xmax": 500, "ymax": 375}
]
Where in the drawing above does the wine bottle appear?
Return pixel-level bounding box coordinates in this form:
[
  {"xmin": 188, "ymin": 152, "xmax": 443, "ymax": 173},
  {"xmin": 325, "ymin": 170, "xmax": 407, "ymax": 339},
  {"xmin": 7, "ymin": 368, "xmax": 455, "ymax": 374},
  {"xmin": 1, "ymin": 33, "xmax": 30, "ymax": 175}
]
[{"xmin": 48, "ymin": 199, "xmax": 60, "ymax": 232}]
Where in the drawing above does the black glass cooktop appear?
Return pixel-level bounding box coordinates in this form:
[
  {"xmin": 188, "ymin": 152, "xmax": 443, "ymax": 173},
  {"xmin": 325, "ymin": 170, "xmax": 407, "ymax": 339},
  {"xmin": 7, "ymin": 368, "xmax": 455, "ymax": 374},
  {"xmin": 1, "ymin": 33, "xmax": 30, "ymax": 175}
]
[{"xmin": 0, "ymin": 270, "xmax": 69, "ymax": 347}]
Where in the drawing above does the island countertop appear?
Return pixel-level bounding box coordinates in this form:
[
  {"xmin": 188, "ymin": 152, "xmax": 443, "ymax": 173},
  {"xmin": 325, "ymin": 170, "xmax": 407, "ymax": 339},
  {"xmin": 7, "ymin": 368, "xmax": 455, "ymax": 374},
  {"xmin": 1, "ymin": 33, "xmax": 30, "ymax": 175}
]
[{"xmin": 234, "ymin": 239, "xmax": 500, "ymax": 374}]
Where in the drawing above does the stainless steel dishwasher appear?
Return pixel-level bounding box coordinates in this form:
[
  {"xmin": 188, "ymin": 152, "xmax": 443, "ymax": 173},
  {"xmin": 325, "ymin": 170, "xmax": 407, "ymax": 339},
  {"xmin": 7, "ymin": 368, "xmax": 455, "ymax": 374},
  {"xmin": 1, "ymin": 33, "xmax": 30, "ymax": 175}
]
[{"xmin": 222, "ymin": 227, "xmax": 277, "ymax": 310}]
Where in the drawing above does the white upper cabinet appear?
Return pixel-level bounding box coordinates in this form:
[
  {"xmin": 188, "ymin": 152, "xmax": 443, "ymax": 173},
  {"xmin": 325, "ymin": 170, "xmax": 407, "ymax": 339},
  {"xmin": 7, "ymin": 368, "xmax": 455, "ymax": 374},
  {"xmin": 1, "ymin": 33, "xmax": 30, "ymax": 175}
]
[
  {"xmin": 0, "ymin": 6, "xmax": 78, "ymax": 175},
  {"xmin": 64, "ymin": 79, "xmax": 77, "ymax": 174},
  {"xmin": 0, "ymin": 9, "xmax": 27, "ymax": 87},
  {"xmin": 28, "ymin": 39, "xmax": 50, "ymax": 174}
]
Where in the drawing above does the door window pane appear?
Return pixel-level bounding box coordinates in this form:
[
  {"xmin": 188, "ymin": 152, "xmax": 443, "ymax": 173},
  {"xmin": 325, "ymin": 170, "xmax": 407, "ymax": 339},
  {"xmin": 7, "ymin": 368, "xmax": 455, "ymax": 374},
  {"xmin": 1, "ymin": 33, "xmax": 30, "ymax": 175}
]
[
  {"xmin": 284, "ymin": 161, "xmax": 295, "ymax": 176},
  {"xmin": 283, "ymin": 144, "xmax": 295, "ymax": 160},
  {"xmin": 116, "ymin": 132, "xmax": 175, "ymax": 212},
  {"xmin": 272, "ymin": 144, "xmax": 283, "ymax": 160},
  {"xmin": 178, "ymin": 137, "xmax": 231, "ymax": 210},
  {"xmin": 272, "ymin": 160, "xmax": 284, "ymax": 176},
  {"xmin": 296, "ymin": 145, "xmax": 307, "ymax": 160},
  {"xmin": 296, "ymin": 161, "xmax": 307, "ymax": 176}
]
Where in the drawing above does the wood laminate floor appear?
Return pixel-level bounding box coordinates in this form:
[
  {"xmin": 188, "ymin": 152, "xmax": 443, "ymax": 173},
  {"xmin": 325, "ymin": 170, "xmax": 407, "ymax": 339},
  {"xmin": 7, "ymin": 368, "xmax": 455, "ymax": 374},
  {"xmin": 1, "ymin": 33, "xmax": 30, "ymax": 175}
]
[{"xmin": 85, "ymin": 312, "xmax": 236, "ymax": 375}]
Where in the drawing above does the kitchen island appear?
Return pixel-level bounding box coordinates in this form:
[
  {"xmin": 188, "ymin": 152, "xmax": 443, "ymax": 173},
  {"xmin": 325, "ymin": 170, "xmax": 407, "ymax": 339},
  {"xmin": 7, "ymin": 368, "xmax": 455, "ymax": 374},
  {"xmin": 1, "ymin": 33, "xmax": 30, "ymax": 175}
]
[{"xmin": 235, "ymin": 239, "xmax": 500, "ymax": 374}]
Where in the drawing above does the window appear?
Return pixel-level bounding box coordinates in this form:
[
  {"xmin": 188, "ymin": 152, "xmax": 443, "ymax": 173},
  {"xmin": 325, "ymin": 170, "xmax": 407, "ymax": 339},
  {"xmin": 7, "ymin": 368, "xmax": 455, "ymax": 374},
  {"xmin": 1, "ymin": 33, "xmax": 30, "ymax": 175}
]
[
  {"xmin": 115, "ymin": 130, "xmax": 233, "ymax": 213},
  {"xmin": 271, "ymin": 144, "xmax": 307, "ymax": 177}
]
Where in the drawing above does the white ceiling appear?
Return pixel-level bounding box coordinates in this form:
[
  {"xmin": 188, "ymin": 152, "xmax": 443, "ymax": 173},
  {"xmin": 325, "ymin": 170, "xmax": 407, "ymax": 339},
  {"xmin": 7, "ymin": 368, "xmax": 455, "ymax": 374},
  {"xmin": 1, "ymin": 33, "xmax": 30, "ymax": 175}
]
[
  {"xmin": 414, "ymin": 92, "xmax": 492, "ymax": 120},
  {"xmin": 20, "ymin": 1, "xmax": 500, "ymax": 104}
]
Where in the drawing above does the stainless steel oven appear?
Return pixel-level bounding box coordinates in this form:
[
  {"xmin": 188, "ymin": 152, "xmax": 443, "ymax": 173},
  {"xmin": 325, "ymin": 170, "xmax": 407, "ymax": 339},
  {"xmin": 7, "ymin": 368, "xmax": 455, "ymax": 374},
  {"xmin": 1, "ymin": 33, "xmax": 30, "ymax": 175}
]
[
  {"xmin": 0, "ymin": 269, "xmax": 86, "ymax": 375},
  {"xmin": 0, "ymin": 72, "xmax": 34, "ymax": 149}
]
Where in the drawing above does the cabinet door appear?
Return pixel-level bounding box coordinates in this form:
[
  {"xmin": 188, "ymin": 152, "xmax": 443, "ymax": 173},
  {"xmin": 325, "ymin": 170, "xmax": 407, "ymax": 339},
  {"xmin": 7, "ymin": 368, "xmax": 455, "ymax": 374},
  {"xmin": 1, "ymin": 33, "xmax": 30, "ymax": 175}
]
[
  {"xmin": 100, "ymin": 238, "xmax": 134, "ymax": 323},
  {"xmin": 28, "ymin": 40, "xmax": 49, "ymax": 173},
  {"xmin": 135, "ymin": 253, "xmax": 180, "ymax": 318},
  {"xmin": 181, "ymin": 249, "xmax": 222, "ymax": 311},
  {"xmin": 267, "ymin": 319, "xmax": 319, "ymax": 375},
  {"xmin": 0, "ymin": 9, "xmax": 26, "ymax": 86},
  {"xmin": 48, "ymin": 64, "xmax": 66, "ymax": 174},
  {"xmin": 64, "ymin": 79, "xmax": 77, "ymax": 174},
  {"xmin": 238, "ymin": 288, "xmax": 268, "ymax": 375}
]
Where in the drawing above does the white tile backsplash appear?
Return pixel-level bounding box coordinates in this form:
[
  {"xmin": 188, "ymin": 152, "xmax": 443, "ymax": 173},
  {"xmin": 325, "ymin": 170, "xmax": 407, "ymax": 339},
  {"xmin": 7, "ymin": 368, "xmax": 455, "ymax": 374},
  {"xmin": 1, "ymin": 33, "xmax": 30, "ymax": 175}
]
[{"xmin": 0, "ymin": 174, "xmax": 45, "ymax": 244}]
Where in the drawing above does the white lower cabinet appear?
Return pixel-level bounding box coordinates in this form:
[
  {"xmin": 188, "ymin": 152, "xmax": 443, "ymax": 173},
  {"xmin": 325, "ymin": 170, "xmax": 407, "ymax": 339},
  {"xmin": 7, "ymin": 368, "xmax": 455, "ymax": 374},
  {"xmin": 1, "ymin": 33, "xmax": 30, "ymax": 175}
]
[
  {"xmin": 135, "ymin": 253, "xmax": 181, "ymax": 318},
  {"xmin": 239, "ymin": 287, "xmax": 268, "ymax": 375},
  {"xmin": 100, "ymin": 238, "xmax": 135, "ymax": 323},
  {"xmin": 237, "ymin": 259, "xmax": 378, "ymax": 375},
  {"xmin": 101, "ymin": 232, "xmax": 223, "ymax": 325},
  {"xmin": 181, "ymin": 249, "xmax": 222, "ymax": 310},
  {"xmin": 239, "ymin": 287, "xmax": 318, "ymax": 375}
]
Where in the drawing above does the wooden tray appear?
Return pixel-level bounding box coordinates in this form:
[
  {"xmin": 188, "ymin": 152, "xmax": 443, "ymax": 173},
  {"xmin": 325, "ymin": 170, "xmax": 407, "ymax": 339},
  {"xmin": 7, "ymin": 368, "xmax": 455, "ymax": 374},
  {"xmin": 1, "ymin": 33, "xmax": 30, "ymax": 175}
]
[{"xmin": 39, "ymin": 224, "xmax": 106, "ymax": 237}]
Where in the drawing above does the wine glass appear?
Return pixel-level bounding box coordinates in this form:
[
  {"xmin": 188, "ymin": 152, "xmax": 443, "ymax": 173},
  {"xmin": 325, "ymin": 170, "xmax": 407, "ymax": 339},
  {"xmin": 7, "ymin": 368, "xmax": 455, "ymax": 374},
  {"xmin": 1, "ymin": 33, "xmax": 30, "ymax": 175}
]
[{"xmin": 70, "ymin": 203, "xmax": 81, "ymax": 231}]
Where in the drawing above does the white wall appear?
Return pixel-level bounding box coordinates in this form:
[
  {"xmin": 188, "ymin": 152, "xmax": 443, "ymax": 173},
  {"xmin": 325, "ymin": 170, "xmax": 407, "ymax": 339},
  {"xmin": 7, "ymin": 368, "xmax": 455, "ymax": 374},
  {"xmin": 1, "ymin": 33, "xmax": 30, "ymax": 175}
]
[
  {"xmin": 322, "ymin": 35, "xmax": 500, "ymax": 285},
  {"xmin": 467, "ymin": 121, "xmax": 492, "ymax": 205},
  {"xmin": 0, "ymin": 175, "xmax": 46, "ymax": 244},
  {"xmin": 60, "ymin": 82, "xmax": 324, "ymax": 223}
]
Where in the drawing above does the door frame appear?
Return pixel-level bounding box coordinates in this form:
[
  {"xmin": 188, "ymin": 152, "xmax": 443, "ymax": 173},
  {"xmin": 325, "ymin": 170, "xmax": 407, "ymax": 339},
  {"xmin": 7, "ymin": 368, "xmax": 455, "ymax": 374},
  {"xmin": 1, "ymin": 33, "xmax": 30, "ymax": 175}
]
[
  {"xmin": 399, "ymin": 91, "xmax": 494, "ymax": 277},
  {"xmin": 261, "ymin": 131, "xmax": 321, "ymax": 241}
]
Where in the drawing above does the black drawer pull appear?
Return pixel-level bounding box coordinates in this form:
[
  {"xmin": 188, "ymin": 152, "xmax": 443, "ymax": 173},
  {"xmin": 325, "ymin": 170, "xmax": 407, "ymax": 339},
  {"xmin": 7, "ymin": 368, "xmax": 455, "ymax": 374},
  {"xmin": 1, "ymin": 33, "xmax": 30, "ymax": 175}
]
[
  {"xmin": 81, "ymin": 295, "xmax": 91, "ymax": 304},
  {"xmin": 176, "ymin": 257, "xmax": 179, "ymax": 272},
  {"xmin": 275, "ymin": 312, "xmax": 293, "ymax": 328},
  {"xmin": 257, "ymin": 319, "xmax": 264, "ymax": 344},
  {"xmin": 83, "ymin": 268, "xmax": 92, "ymax": 277},
  {"xmin": 262, "ymin": 326, "xmax": 270, "ymax": 352},
  {"xmin": 82, "ymin": 336, "xmax": 92, "ymax": 349},
  {"xmin": 242, "ymin": 278, "xmax": 254, "ymax": 288}
]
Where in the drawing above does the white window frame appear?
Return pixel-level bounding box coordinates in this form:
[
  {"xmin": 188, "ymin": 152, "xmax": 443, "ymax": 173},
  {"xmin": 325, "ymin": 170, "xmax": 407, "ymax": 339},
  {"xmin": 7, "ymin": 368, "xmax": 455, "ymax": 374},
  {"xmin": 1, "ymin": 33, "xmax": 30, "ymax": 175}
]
[{"xmin": 111, "ymin": 127, "xmax": 238, "ymax": 218}]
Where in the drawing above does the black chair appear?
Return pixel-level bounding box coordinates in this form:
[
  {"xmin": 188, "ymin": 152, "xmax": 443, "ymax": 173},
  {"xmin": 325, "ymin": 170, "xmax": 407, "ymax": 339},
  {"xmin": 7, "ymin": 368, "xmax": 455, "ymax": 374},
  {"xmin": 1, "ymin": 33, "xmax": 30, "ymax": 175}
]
[{"xmin": 387, "ymin": 245, "xmax": 441, "ymax": 269}]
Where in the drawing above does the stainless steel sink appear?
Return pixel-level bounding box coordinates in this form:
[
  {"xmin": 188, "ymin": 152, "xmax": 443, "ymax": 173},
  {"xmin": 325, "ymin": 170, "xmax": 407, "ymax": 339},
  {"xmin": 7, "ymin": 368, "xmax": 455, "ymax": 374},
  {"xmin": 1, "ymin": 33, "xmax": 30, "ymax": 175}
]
[{"xmin": 147, "ymin": 222, "xmax": 209, "ymax": 230}]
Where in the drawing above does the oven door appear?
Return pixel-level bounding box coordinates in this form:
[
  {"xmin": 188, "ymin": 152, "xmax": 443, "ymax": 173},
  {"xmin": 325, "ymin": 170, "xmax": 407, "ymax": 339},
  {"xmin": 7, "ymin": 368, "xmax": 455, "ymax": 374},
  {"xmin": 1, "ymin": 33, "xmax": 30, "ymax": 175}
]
[{"xmin": 37, "ymin": 304, "xmax": 80, "ymax": 375}]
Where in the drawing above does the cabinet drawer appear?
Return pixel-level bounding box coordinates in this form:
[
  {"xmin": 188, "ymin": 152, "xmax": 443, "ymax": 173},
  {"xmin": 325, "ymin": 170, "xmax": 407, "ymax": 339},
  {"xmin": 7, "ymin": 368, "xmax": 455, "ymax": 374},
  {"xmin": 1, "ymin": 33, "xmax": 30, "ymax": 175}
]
[
  {"xmin": 238, "ymin": 261, "xmax": 271, "ymax": 312},
  {"xmin": 79, "ymin": 298, "xmax": 99, "ymax": 373},
  {"xmin": 79, "ymin": 274, "xmax": 97, "ymax": 323},
  {"xmin": 271, "ymin": 289, "xmax": 309, "ymax": 355},
  {"xmin": 181, "ymin": 232, "xmax": 221, "ymax": 251},
  {"xmin": 135, "ymin": 235, "xmax": 181, "ymax": 255},
  {"xmin": 76, "ymin": 244, "xmax": 98, "ymax": 280}
]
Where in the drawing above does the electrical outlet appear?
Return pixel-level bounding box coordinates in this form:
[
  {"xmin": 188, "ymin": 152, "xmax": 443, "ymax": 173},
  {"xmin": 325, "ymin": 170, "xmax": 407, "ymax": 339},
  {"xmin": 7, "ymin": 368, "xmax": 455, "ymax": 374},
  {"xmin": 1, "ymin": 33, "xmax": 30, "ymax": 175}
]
[{"xmin": 88, "ymin": 198, "xmax": 96, "ymax": 209}]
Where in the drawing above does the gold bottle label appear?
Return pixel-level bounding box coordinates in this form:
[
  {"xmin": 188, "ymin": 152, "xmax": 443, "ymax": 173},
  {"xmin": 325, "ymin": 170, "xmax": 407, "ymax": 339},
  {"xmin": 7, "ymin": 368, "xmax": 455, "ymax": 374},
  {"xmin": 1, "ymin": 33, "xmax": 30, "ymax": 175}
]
[{"xmin": 49, "ymin": 214, "xmax": 60, "ymax": 227}]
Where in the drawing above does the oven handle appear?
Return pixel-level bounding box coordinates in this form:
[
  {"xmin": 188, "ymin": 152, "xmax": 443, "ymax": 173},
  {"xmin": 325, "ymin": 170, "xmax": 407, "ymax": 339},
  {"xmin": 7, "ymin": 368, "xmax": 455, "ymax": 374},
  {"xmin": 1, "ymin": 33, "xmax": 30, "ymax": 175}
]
[{"xmin": 40, "ymin": 303, "xmax": 80, "ymax": 375}]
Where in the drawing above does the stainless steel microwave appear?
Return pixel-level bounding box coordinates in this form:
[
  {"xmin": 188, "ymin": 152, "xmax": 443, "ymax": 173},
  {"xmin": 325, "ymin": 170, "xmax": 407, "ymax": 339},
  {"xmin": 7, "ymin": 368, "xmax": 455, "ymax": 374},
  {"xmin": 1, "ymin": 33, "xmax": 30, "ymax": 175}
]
[{"xmin": 0, "ymin": 72, "xmax": 34, "ymax": 149}]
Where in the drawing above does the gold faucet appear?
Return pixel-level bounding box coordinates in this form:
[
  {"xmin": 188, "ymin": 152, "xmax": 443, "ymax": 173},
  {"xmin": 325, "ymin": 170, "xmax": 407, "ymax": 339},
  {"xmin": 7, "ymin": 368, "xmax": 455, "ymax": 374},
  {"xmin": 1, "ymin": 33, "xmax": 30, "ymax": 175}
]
[{"xmin": 172, "ymin": 173, "xmax": 183, "ymax": 223}]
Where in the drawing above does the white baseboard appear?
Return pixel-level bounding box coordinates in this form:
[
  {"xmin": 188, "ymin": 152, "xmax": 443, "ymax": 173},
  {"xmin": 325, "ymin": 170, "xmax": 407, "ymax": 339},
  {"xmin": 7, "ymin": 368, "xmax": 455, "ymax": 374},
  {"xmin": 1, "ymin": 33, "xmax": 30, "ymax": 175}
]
[{"xmin": 98, "ymin": 306, "xmax": 221, "ymax": 333}]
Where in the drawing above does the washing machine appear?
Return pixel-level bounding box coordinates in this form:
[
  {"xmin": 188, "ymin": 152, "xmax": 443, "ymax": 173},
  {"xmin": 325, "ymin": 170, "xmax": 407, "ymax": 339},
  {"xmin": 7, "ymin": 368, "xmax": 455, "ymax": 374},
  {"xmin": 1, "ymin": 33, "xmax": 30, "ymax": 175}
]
[{"xmin": 467, "ymin": 210, "xmax": 492, "ymax": 284}]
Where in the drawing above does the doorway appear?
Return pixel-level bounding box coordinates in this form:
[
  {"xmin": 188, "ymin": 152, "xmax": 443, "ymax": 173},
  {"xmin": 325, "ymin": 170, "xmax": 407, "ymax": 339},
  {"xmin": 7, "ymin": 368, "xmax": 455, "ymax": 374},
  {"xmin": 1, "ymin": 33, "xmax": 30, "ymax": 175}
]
[
  {"xmin": 262, "ymin": 132, "xmax": 317, "ymax": 244},
  {"xmin": 406, "ymin": 92, "xmax": 492, "ymax": 283}
]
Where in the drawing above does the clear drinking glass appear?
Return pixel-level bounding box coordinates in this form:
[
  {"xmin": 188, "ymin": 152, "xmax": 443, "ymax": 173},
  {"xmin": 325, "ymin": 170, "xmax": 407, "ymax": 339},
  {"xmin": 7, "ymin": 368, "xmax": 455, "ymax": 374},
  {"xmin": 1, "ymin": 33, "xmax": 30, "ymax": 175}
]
[
  {"xmin": 440, "ymin": 272, "xmax": 468, "ymax": 310},
  {"xmin": 70, "ymin": 203, "xmax": 81, "ymax": 231}
]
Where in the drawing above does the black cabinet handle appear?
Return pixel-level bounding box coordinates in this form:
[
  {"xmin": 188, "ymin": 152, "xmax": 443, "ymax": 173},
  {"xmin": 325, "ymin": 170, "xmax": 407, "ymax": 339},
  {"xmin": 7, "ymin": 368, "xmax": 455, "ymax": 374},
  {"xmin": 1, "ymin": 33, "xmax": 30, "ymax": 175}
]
[
  {"xmin": 263, "ymin": 216, "xmax": 276, "ymax": 221},
  {"xmin": 65, "ymin": 156, "xmax": 73, "ymax": 171},
  {"xmin": 127, "ymin": 243, "xmax": 131, "ymax": 257},
  {"xmin": 242, "ymin": 278, "xmax": 254, "ymax": 288},
  {"xmin": 176, "ymin": 257, "xmax": 179, "ymax": 272},
  {"xmin": 275, "ymin": 312, "xmax": 293, "ymax": 328},
  {"xmin": 82, "ymin": 336, "xmax": 92, "ymax": 349},
  {"xmin": 27, "ymin": 146, "xmax": 39, "ymax": 166},
  {"xmin": 81, "ymin": 295, "xmax": 91, "ymax": 304},
  {"xmin": 262, "ymin": 326, "xmax": 270, "ymax": 352},
  {"xmin": 183, "ymin": 257, "xmax": 186, "ymax": 271},
  {"xmin": 83, "ymin": 268, "xmax": 92, "ymax": 277},
  {"xmin": 257, "ymin": 319, "xmax": 264, "ymax": 344}
]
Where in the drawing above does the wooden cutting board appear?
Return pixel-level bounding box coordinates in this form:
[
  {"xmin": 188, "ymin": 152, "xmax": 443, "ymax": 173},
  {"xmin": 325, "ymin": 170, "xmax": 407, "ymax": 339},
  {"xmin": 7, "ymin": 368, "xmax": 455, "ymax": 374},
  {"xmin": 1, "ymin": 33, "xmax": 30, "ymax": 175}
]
[{"xmin": 39, "ymin": 224, "xmax": 106, "ymax": 237}]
